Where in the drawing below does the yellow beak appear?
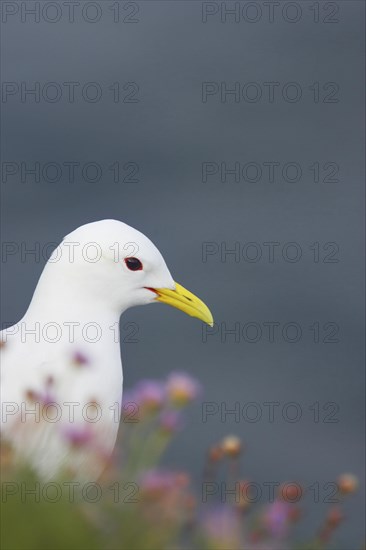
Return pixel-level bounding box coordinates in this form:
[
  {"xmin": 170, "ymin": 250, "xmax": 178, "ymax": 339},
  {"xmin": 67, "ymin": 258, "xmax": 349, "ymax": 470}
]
[{"xmin": 152, "ymin": 282, "xmax": 213, "ymax": 326}]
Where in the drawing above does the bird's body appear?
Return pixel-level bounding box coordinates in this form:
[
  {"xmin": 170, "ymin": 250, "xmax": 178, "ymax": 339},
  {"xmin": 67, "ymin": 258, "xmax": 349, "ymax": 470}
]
[
  {"xmin": 0, "ymin": 220, "xmax": 213, "ymax": 481},
  {"xmin": 1, "ymin": 299, "xmax": 123, "ymax": 481}
]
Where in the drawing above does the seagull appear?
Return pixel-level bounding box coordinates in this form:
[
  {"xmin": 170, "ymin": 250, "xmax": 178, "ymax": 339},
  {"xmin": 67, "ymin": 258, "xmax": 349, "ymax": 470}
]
[{"xmin": 0, "ymin": 220, "xmax": 213, "ymax": 481}]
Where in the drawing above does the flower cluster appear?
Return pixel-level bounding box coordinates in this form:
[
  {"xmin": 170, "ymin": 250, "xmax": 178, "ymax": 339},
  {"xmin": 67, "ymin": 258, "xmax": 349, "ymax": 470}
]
[
  {"xmin": 121, "ymin": 371, "xmax": 201, "ymax": 436},
  {"xmin": 0, "ymin": 372, "xmax": 361, "ymax": 550}
]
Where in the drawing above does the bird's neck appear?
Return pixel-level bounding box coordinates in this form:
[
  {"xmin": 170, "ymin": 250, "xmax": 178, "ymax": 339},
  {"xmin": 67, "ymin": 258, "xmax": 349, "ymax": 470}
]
[{"xmin": 22, "ymin": 259, "xmax": 124, "ymax": 343}]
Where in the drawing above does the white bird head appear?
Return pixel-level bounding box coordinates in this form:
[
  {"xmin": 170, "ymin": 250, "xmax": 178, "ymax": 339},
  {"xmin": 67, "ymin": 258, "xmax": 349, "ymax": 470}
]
[{"xmin": 42, "ymin": 219, "xmax": 213, "ymax": 326}]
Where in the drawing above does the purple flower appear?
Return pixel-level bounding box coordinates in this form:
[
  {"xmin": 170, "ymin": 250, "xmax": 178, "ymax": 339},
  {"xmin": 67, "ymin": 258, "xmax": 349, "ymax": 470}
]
[
  {"xmin": 263, "ymin": 500, "xmax": 291, "ymax": 538},
  {"xmin": 62, "ymin": 424, "xmax": 93, "ymax": 447},
  {"xmin": 139, "ymin": 469, "xmax": 189, "ymax": 497},
  {"xmin": 140, "ymin": 470, "xmax": 175, "ymax": 492},
  {"xmin": 121, "ymin": 388, "xmax": 136, "ymax": 405},
  {"xmin": 72, "ymin": 351, "xmax": 89, "ymax": 367},
  {"xmin": 165, "ymin": 372, "xmax": 201, "ymax": 405},
  {"xmin": 130, "ymin": 380, "xmax": 165, "ymax": 412}
]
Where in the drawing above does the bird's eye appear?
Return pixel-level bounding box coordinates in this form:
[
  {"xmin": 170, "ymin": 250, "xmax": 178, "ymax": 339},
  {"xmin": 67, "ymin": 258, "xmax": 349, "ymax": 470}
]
[{"xmin": 125, "ymin": 257, "xmax": 143, "ymax": 271}]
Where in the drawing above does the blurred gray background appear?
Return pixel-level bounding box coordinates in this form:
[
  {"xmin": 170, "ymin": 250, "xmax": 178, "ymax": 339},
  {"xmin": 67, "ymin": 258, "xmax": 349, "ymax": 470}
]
[{"xmin": 1, "ymin": 1, "xmax": 364, "ymax": 546}]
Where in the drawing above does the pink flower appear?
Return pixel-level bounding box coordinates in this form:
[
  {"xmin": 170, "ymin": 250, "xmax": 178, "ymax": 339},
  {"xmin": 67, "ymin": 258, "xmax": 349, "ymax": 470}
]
[
  {"xmin": 124, "ymin": 380, "xmax": 164, "ymax": 414},
  {"xmin": 165, "ymin": 372, "xmax": 201, "ymax": 406}
]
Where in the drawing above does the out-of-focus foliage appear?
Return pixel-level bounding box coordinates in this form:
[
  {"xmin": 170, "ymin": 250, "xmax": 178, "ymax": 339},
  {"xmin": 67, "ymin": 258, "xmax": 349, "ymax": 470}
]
[{"xmin": 0, "ymin": 372, "xmax": 360, "ymax": 550}]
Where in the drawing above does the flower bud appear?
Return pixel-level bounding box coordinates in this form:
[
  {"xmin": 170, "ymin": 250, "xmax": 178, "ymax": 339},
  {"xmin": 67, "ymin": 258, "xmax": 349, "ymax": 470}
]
[
  {"xmin": 166, "ymin": 372, "xmax": 201, "ymax": 406},
  {"xmin": 279, "ymin": 482, "xmax": 302, "ymax": 503},
  {"xmin": 337, "ymin": 473, "xmax": 358, "ymax": 495},
  {"xmin": 72, "ymin": 351, "xmax": 89, "ymax": 367},
  {"xmin": 221, "ymin": 435, "xmax": 242, "ymax": 457}
]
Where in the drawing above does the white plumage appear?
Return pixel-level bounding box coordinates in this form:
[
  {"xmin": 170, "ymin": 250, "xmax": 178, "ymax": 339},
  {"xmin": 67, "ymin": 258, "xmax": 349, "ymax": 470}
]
[{"xmin": 0, "ymin": 220, "xmax": 213, "ymax": 481}]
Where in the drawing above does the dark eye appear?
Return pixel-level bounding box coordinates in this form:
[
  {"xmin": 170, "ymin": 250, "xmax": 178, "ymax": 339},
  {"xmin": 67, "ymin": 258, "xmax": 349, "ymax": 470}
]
[{"xmin": 125, "ymin": 257, "xmax": 143, "ymax": 271}]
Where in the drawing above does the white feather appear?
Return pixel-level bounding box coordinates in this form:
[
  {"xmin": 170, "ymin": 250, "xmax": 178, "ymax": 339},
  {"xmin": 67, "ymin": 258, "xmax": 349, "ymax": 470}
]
[{"xmin": 0, "ymin": 220, "xmax": 175, "ymax": 481}]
